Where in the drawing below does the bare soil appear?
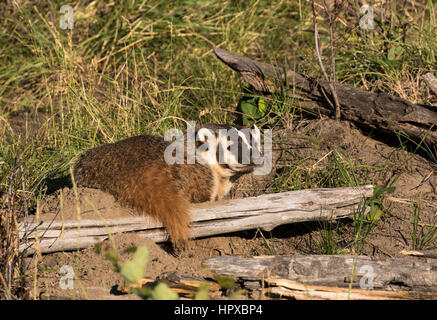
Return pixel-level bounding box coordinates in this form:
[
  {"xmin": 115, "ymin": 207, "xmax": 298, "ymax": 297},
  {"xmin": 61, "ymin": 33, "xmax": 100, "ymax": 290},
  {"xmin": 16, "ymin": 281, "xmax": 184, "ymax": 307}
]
[{"xmin": 23, "ymin": 119, "xmax": 437, "ymax": 299}]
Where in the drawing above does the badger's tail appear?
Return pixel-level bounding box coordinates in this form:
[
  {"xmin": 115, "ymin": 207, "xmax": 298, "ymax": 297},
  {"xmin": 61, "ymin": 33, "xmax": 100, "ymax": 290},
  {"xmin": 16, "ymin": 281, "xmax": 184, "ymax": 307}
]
[{"xmin": 119, "ymin": 166, "xmax": 191, "ymax": 242}]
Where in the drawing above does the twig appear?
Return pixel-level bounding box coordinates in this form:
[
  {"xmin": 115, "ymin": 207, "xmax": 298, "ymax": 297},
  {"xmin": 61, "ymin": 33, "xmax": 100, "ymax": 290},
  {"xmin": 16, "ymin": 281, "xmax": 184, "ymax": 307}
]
[
  {"xmin": 311, "ymin": 0, "xmax": 342, "ymax": 120},
  {"xmin": 20, "ymin": 164, "xmax": 28, "ymax": 220}
]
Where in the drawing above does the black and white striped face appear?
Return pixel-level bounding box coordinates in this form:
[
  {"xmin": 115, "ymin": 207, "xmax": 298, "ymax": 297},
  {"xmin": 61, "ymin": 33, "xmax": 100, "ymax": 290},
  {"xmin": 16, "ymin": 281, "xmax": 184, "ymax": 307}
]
[{"xmin": 195, "ymin": 123, "xmax": 263, "ymax": 175}]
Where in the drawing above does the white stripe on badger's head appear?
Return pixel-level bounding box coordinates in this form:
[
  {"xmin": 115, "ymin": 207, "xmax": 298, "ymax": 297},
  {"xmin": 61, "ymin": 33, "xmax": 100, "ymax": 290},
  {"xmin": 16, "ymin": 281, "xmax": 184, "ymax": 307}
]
[
  {"xmin": 194, "ymin": 123, "xmax": 263, "ymax": 176},
  {"xmin": 237, "ymin": 129, "xmax": 252, "ymax": 151}
]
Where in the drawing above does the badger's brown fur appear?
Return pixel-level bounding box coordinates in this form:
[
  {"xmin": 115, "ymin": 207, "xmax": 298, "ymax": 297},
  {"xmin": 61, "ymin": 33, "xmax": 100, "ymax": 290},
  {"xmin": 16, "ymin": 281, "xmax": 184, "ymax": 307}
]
[{"xmin": 73, "ymin": 124, "xmax": 259, "ymax": 242}]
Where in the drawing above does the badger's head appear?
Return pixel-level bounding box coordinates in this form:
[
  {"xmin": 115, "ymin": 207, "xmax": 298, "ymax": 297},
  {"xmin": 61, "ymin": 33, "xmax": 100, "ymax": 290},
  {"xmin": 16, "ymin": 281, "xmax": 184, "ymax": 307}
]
[{"xmin": 194, "ymin": 123, "xmax": 264, "ymax": 177}]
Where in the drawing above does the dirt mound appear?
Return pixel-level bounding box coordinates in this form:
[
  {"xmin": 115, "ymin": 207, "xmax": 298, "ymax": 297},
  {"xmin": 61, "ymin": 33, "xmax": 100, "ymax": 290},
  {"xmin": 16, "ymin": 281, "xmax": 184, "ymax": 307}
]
[{"xmin": 39, "ymin": 187, "xmax": 136, "ymax": 221}]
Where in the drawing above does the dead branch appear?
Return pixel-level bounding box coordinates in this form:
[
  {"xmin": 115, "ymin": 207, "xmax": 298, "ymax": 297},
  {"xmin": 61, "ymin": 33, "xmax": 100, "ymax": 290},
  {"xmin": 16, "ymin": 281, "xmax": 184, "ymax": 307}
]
[
  {"xmin": 311, "ymin": 0, "xmax": 344, "ymax": 119},
  {"xmin": 213, "ymin": 48, "xmax": 437, "ymax": 147}
]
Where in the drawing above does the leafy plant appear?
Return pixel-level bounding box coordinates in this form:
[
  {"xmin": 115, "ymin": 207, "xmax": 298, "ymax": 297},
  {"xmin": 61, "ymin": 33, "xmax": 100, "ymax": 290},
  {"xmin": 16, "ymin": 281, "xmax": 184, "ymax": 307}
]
[
  {"xmin": 215, "ymin": 276, "xmax": 245, "ymax": 298},
  {"xmin": 101, "ymin": 244, "xmax": 179, "ymax": 300},
  {"xmin": 366, "ymin": 186, "xmax": 396, "ymax": 222},
  {"xmin": 120, "ymin": 245, "xmax": 149, "ymax": 284},
  {"xmin": 238, "ymin": 96, "xmax": 268, "ymax": 126},
  {"xmin": 411, "ymin": 202, "xmax": 437, "ymax": 250},
  {"xmin": 193, "ymin": 283, "xmax": 211, "ymax": 300},
  {"xmin": 351, "ymin": 185, "xmax": 395, "ymax": 254}
]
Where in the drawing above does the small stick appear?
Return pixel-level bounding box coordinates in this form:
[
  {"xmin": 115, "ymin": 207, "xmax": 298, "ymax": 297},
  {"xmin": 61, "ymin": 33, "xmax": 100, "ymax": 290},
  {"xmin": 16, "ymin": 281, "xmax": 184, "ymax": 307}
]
[
  {"xmin": 400, "ymin": 249, "xmax": 437, "ymax": 259},
  {"xmin": 311, "ymin": 0, "xmax": 342, "ymax": 120}
]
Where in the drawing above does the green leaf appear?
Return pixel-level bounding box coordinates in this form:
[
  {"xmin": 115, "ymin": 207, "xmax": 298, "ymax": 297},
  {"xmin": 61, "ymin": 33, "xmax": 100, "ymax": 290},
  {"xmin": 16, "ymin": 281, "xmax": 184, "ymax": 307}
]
[
  {"xmin": 150, "ymin": 283, "xmax": 179, "ymax": 300},
  {"xmin": 367, "ymin": 207, "xmax": 384, "ymax": 222},
  {"xmin": 373, "ymin": 186, "xmax": 395, "ymax": 198},
  {"xmin": 257, "ymin": 98, "xmax": 267, "ymax": 114},
  {"xmin": 104, "ymin": 251, "xmax": 119, "ymax": 264},
  {"xmin": 124, "ymin": 246, "xmax": 138, "ymax": 254},
  {"xmin": 240, "ymin": 99, "xmax": 259, "ymax": 125},
  {"xmin": 387, "ymin": 46, "xmax": 404, "ymax": 61},
  {"xmin": 239, "ymin": 97, "xmax": 268, "ymax": 125},
  {"xmin": 94, "ymin": 242, "xmax": 102, "ymax": 254},
  {"xmin": 228, "ymin": 289, "xmax": 246, "ymax": 299},
  {"xmin": 120, "ymin": 245, "xmax": 149, "ymax": 284},
  {"xmin": 216, "ymin": 276, "xmax": 235, "ymax": 289},
  {"xmin": 194, "ymin": 283, "xmax": 210, "ymax": 300},
  {"xmin": 129, "ymin": 286, "xmax": 152, "ymax": 299}
]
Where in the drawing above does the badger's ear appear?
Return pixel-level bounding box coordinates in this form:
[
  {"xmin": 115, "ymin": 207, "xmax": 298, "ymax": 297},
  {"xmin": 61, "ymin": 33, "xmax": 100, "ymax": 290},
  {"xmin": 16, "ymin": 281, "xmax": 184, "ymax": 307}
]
[
  {"xmin": 236, "ymin": 128, "xmax": 251, "ymax": 149},
  {"xmin": 195, "ymin": 127, "xmax": 212, "ymax": 142},
  {"xmin": 195, "ymin": 127, "xmax": 219, "ymax": 152}
]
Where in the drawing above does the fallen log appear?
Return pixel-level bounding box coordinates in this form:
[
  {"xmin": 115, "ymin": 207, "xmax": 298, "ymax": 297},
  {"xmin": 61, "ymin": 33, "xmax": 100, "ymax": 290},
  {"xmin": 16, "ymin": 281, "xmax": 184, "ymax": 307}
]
[
  {"xmin": 18, "ymin": 185, "xmax": 373, "ymax": 255},
  {"xmin": 202, "ymin": 254, "xmax": 437, "ymax": 300},
  {"xmin": 213, "ymin": 48, "xmax": 437, "ymax": 147}
]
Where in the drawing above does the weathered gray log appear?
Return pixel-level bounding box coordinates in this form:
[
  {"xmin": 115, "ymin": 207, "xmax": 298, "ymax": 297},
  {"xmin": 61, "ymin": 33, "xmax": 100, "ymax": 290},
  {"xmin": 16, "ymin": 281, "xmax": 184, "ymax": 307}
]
[
  {"xmin": 214, "ymin": 48, "xmax": 437, "ymax": 147},
  {"xmin": 19, "ymin": 185, "xmax": 373, "ymax": 255},
  {"xmin": 202, "ymin": 254, "xmax": 437, "ymax": 299}
]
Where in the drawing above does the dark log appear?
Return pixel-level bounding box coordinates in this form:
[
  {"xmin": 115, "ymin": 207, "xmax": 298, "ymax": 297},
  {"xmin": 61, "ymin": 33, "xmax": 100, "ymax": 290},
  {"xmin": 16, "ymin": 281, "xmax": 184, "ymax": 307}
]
[{"xmin": 214, "ymin": 48, "xmax": 437, "ymax": 147}]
